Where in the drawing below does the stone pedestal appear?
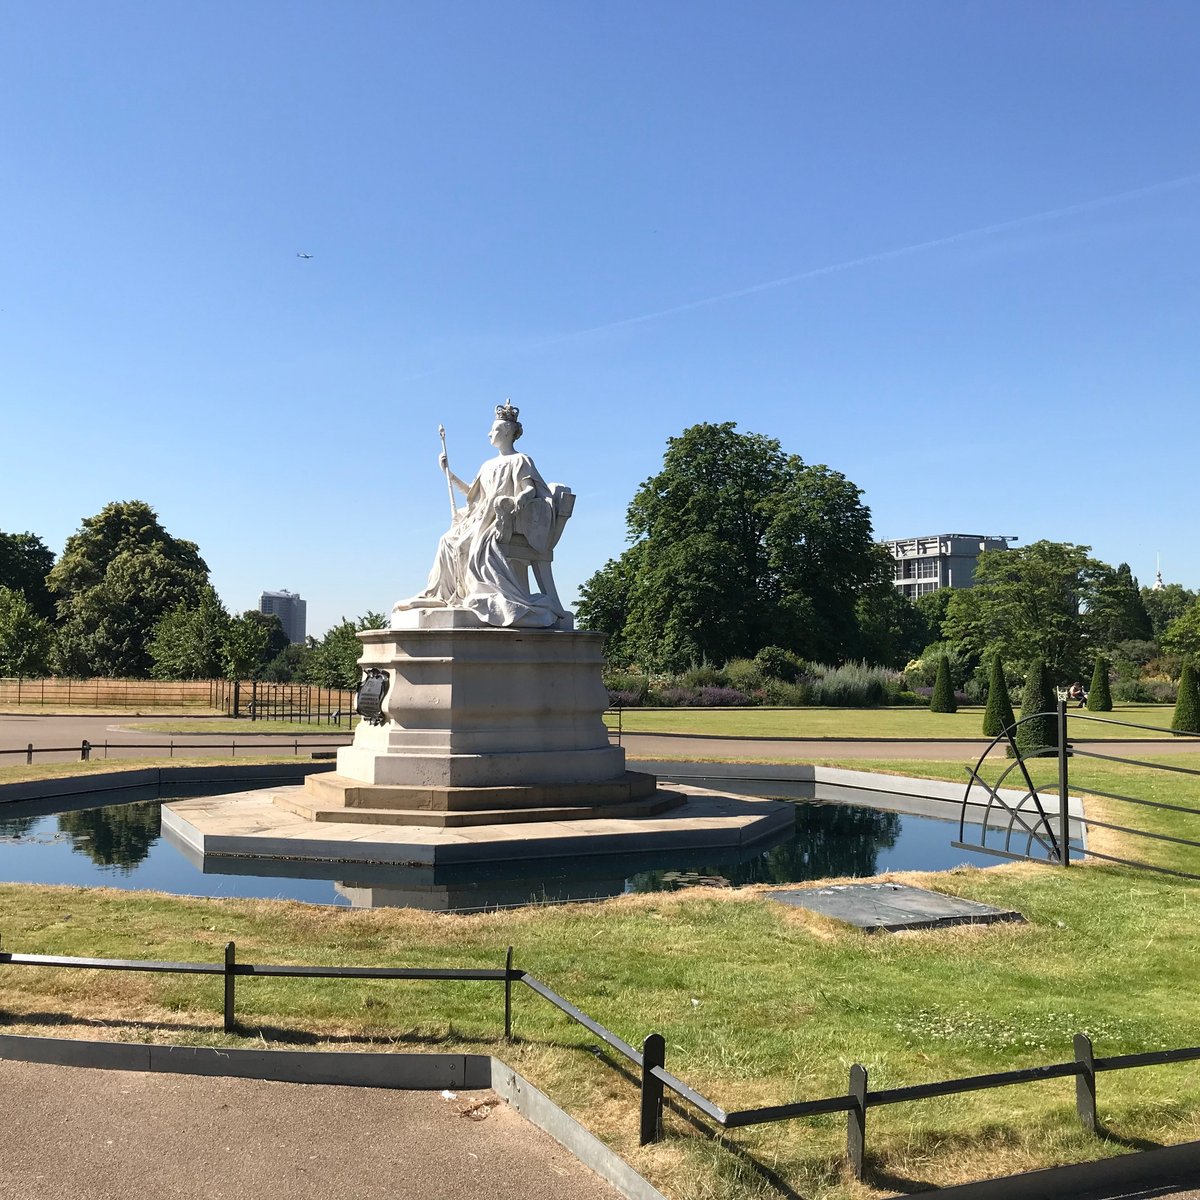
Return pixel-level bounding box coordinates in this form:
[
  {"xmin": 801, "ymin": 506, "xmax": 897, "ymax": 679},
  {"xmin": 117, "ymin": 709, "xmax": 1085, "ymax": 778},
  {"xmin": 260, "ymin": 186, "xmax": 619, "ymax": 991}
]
[{"xmin": 335, "ymin": 627, "xmax": 625, "ymax": 789}]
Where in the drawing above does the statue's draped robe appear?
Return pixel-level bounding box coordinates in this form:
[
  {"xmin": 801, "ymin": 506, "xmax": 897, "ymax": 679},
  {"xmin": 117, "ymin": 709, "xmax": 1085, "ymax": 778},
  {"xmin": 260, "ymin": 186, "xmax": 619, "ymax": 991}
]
[{"xmin": 406, "ymin": 452, "xmax": 562, "ymax": 628}]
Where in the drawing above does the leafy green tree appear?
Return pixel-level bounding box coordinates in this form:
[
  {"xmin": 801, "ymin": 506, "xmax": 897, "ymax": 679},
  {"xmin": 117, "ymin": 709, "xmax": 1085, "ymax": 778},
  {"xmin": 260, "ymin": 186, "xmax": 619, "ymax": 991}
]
[
  {"xmin": 581, "ymin": 422, "xmax": 883, "ymax": 671},
  {"xmin": 943, "ymin": 541, "xmax": 1105, "ymax": 682},
  {"xmin": 1162, "ymin": 601, "xmax": 1200, "ymax": 663},
  {"xmin": 0, "ymin": 531, "xmax": 55, "ymax": 620},
  {"xmin": 1172, "ymin": 660, "xmax": 1200, "ymax": 735},
  {"xmin": 1141, "ymin": 583, "xmax": 1197, "ymax": 641},
  {"xmin": 575, "ymin": 543, "xmax": 646, "ymax": 664},
  {"xmin": 1088, "ymin": 563, "xmax": 1153, "ymax": 648},
  {"xmin": 243, "ymin": 610, "xmax": 291, "ymax": 663},
  {"xmin": 148, "ymin": 586, "xmax": 229, "ymax": 679},
  {"xmin": 221, "ymin": 612, "xmax": 272, "ymax": 680},
  {"xmin": 47, "ymin": 501, "xmax": 209, "ymax": 677},
  {"xmin": 0, "ymin": 586, "xmax": 53, "ymax": 678},
  {"xmin": 306, "ymin": 612, "xmax": 387, "ymax": 689},
  {"xmin": 982, "ymin": 656, "xmax": 1016, "ymax": 738},
  {"xmin": 1086, "ymin": 654, "xmax": 1113, "ymax": 712},
  {"xmin": 854, "ymin": 565, "xmax": 931, "ymax": 669},
  {"xmin": 1015, "ymin": 659, "xmax": 1058, "ymax": 757},
  {"xmin": 929, "ymin": 654, "xmax": 957, "ymax": 712},
  {"xmin": 914, "ymin": 587, "xmax": 955, "ymax": 643},
  {"xmin": 261, "ymin": 641, "xmax": 314, "ymax": 682}
]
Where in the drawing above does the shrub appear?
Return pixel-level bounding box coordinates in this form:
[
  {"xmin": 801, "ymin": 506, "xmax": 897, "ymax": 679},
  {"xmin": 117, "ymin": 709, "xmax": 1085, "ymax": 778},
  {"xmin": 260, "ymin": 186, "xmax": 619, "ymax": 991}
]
[
  {"xmin": 905, "ymin": 642, "xmax": 971, "ymax": 691},
  {"xmin": 929, "ymin": 655, "xmax": 957, "ymax": 713},
  {"xmin": 1016, "ymin": 660, "xmax": 1058, "ymax": 757},
  {"xmin": 603, "ymin": 671, "xmax": 649, "ymax": 702},
  {"xmin": 1112, "ymin": 679, "xmax": 1176, "ymax": 704},
  {"xmin": 1172, "ymin": 661, "xmax": 1200, "ymax": 735},
  {"xmin": 723, "ymin": 658, "xmax": 763, "ymax": 693},
  {"xmin": 762, "ymin": 679, "xmax": 811, "ymax": 706},
  {"xmin": 914, "ymin": 685, "xmax": 971, "ymax": 706},
  {"xmin": 753, "ymin": 645, "xmax": 802, "ymax": 683},
  {"xmin": 807, "ymin": 662, "xmax": 899, "ymax": 707},
  {"xmin": 982, "ymin": 656, "xmax": 1017, "ymax": 738},
  {"xmin": 682, "ymin": 664, "xmax": 726, "ymax": 688},
  {"xmin": 697, "ymin": 686, "xmax": 753, "ymax": 707},
  {"xmin": 1087, "ymin": 655, "xmax": 1113, "ymax": 712},
  {"xmin": 654, "ymin": 686, "xmax": 703, "ymax": 707}
]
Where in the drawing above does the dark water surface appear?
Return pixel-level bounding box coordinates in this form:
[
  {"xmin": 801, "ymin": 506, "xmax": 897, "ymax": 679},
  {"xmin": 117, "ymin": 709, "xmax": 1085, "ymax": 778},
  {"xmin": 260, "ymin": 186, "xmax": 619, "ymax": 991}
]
[{"xmin": 0, "ymin": 778, "xmax": 1004, "ymax": 912}]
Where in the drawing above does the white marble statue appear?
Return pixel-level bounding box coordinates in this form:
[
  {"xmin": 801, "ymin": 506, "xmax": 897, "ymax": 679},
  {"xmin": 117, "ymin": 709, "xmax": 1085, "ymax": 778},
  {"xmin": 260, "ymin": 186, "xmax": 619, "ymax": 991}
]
[{"xmin": 392, "ymin": 402, "xmax": 574, "ymax": 629}]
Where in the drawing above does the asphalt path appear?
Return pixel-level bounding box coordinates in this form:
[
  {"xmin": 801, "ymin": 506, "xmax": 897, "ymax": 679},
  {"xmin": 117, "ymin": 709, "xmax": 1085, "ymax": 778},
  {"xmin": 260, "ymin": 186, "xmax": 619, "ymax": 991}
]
[{"xmin": 0, "ymin": 1060, "xmax": 622, "ymax": 1200}]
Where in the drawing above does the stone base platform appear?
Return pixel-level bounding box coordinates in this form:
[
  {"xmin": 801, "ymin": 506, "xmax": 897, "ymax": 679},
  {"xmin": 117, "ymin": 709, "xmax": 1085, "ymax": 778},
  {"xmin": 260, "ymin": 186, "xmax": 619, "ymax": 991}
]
[
  {"xmin": 287, "ymin": 769, "xmax": 665, "ymax": 828},
  {"xmin": 161, "ymin": 784, "xmax": 795, "ymax": 867}
]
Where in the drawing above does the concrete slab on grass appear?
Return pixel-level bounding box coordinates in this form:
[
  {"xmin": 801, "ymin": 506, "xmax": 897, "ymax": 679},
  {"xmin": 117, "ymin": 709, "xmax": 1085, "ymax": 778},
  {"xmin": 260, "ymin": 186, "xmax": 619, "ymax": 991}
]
[{"xmin": 768, "ymin": 882, "xmax": 1023, "ymax": 932}]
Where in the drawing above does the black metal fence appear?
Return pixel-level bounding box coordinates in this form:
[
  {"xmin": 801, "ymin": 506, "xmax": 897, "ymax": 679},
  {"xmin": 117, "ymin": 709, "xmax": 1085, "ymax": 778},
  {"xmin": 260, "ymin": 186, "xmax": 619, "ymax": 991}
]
[
  {"xmin": 2, "ymin": 937, "xmax": 1197, "ymax": 1181},
  {"xmin": 0, "ymin": 737, "xmax": 351, "ymax": 766},
  {"xmin": 956, "ymin": 701, "xmax": 1200, "ymax": 879},
  {"xmin": 211, "ymin": 679, "xmax": 355, "ymax": 724}
]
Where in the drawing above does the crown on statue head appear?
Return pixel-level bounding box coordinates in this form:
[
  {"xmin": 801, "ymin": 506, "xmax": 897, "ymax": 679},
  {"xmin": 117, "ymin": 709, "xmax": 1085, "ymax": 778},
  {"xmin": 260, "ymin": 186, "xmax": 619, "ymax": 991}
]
[{"xmin": 495, "ymin": 399, "xmax": 520, "ymax": 424}]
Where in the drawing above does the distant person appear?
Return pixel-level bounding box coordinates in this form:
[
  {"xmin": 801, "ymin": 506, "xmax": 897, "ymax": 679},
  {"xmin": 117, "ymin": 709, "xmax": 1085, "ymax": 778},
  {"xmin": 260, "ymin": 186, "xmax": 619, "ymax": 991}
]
[{"xmin": 1068, "ymin": 682, "xmax": 1086, "ymax": 708}]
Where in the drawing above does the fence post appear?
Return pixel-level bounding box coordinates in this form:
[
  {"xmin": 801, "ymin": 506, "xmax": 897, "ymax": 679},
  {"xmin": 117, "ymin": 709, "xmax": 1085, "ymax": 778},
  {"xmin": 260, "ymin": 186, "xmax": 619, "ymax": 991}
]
[
  {"xmin": 1074, "ymin": 1033, "xmax": 1097, "ymax": 1133},
  {"xmin": 80, "ymin": 739, "xmax": 91, "ymax": 762},
  {"xmin": 224, "ymin": 941, "xmax": 237, "ymax": 1032},
  {"xmin": 1057, "ymin": 699, "xmax": 1070, "ymax": 866},
  {"xmin": 847, "ymin": 1063, "xmax": 868, "ymax": 1181},
  {"xmin": 504, "ymin": 946, "xmax": 514, "ymax": 1041},
  {"xmin": 232, "ymin": 681, "xmax": 240, "ymax": 719},
  {"xmin": 26, "ymin": 743, "xmax": 33, "ymax": 765},
  {"xmin": 639, "ymin": 1032, "xmax": 666, "ymax": 1145}
]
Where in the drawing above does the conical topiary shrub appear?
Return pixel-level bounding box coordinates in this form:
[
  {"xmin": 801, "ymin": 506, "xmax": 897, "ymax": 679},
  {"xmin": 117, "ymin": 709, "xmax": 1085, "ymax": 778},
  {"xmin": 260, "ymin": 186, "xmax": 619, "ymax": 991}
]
[
  {"xmin": 982, "ymin": 656, "xmax": 1016, "ymax": 738},
  {"xmin": 1172, "ymin": 660, "xmax": 1200, "ymax": 735},
  {"xmin": 930, "ymin": 654, "xmax": 957, "ymax": 713},
  {"xmin": 1086, "ymin": 654, "xmax": 1113, "ymax": 712},
  {"xmin": 1015, "ymin": 659, "xmax": 1058, "ymax": 757}
]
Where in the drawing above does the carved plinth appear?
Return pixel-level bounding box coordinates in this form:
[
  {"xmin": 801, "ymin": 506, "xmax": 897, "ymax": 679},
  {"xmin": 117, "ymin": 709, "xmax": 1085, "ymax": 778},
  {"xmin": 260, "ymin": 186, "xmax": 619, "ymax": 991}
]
[{"xmin": 334, "ymin": 627, "xmax": 630, "ymax": 790}]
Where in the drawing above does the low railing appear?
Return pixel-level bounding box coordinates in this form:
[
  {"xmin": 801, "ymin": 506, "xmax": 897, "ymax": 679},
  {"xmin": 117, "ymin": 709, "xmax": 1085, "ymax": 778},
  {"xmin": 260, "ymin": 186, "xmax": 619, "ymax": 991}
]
[
  {"xmin": 2, "ymin": 937, "xmax": 1196, "ymax": 1181},
  {"xmin": 956, "ymin": 702, "xmax": 1200, "ymax": 879},
  {"xmin": 0, "ymin": 737, "xmax": 352, "ymax": 766}
]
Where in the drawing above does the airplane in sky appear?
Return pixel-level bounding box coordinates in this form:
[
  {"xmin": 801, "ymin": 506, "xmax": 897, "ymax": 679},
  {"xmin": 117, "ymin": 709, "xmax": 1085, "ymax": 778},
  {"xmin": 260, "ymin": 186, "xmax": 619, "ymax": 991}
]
[{"xmin": 296, "ymin": 252, "xmax": 313, "ymax": 259}]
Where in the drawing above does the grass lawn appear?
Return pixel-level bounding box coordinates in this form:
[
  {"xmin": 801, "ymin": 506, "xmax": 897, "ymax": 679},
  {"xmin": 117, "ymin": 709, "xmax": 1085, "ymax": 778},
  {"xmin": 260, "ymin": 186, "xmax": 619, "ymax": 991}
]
[
  {"xmin": 0, "ymin": 755, "xmax": 315, "ymax": 784},
  {"xmin": 0, "ymin": 705, "xmax": 224, "ymax": 717},
  {"xmin": 605, "ymin": 703, "xmax": 1180, "ymax": 741},
  {"xmin": 121, "ymin": 718, "xmax": 357, "ymax": 735},
  {"xmin": 1, "ymin": 753, "xmax": 1199, "ymax": 1197}
]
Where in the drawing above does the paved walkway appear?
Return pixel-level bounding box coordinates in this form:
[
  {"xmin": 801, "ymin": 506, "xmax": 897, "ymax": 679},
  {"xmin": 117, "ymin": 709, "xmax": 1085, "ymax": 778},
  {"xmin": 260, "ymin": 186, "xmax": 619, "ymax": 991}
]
[{"xmin": 0, "ymin": 1060, "xmax": 622, "ymax": 1200}]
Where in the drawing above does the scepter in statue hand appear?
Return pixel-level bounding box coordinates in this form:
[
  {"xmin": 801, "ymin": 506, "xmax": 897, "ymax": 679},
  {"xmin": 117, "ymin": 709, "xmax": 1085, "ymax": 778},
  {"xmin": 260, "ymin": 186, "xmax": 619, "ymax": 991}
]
[{"xmin": 438, "ymin": 424, "xmax": 458, "ymax": 520}]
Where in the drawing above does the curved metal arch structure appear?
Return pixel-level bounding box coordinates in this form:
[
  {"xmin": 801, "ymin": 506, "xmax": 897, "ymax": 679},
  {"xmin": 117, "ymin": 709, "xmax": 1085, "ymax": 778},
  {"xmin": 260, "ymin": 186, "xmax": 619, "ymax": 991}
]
[{"xmin": 954, "ymin": 712, "xmax": 1067, "ymax": 865}]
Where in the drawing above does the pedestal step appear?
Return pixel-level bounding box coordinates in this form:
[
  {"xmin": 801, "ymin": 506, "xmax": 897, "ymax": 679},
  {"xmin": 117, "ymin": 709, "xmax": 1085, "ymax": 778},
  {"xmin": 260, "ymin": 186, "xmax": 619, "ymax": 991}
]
[
  {"xmin": 303, "ymin": 770, "xmax": 658, "ymax": 812},
  {"xmin": 274, "ymin": 789, "xmax": 685, "ymax": 828}
]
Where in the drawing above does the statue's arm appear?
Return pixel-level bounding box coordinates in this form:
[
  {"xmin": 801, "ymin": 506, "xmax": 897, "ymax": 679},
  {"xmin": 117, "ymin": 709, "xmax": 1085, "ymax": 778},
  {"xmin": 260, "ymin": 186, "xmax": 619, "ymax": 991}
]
[{"xmin": 438, "ymin": 452, "xmax": 471, "ymax": 496}]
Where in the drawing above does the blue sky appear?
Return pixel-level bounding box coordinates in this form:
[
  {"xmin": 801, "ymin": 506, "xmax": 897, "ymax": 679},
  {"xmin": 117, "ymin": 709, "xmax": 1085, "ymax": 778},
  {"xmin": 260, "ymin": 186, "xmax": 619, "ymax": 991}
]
[{"xmin": 3, "ymin": 2, "xmax": 1197, "ymax": 637}]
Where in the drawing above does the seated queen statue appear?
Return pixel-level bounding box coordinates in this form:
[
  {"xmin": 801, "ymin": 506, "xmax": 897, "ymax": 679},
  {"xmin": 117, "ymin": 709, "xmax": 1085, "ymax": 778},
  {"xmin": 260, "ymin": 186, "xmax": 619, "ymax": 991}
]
[{"xmin": 392, "ymin": 402, "xmax": 575, "ymax": 630}]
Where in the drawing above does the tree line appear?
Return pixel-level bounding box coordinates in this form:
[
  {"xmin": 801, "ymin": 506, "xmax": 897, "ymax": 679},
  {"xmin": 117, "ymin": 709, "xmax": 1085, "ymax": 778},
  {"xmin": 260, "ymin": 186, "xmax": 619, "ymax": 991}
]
[
  {"xmin": 0, "ymin": 501, "xmax": 380, "ymax": 689},
  {"xmin": 578, "ymin": 422, "xmax": 1200, "ymax": 705}
]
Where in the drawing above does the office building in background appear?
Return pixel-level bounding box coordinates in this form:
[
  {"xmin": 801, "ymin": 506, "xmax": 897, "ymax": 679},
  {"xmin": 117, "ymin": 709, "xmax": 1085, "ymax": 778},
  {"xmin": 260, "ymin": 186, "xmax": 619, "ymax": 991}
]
[
  {"xmin": 883, "ymin": 534, "xmax": 1015, "ymax": 600},
  {"xmin": 259, "ymin": 589, "xmax": 307, "ymax": 643}
]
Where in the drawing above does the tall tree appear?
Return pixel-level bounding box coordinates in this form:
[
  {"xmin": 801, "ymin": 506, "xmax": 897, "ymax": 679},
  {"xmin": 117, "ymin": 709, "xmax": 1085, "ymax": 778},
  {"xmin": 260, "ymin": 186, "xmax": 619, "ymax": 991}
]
[
  {"xmin": 0, "ymin": 531, "xmax": 55, "ymax": 620},
  {"xmin": 305, "ymin": 612, "xmax": 388, "ymax": 689},
  {"xmin": 1088, "ymin": 563, "xmax": 1153, "ymax": 647},
  {"xmin": 148, "ymin": 586, "xmax": 229, "ymax": 679},
  {"xmin": 1141, "ymin": 583, "xmax": 1197, "ymax": 641},
  {"xmin": 943, "ymin": 541, "xmax": 1104, "ymax": 681},
  {"xmin": 579, "ymin": 422, "xmax": 883, "ymax": 671},
  {"xmin": 929, "ymin": 655, "xmax": 957, "ymax": 713},
  {"xmin": 1162, "ymin": 601, "xmax": 1200, "ymax": 663},
  {"xmin": 48, "ymin": 501, "xmax": 209, "ymax": 677},
  {"xmin": 0, "ymin": 586, "xmax": 53, "ymax": 678}
]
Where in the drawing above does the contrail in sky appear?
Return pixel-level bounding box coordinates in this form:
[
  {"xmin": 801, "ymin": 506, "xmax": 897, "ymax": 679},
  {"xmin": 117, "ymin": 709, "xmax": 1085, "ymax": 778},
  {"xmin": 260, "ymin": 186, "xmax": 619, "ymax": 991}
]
[{"xmin": 569, "ymin": 170, "xmax": 1200, "ymax": 337}]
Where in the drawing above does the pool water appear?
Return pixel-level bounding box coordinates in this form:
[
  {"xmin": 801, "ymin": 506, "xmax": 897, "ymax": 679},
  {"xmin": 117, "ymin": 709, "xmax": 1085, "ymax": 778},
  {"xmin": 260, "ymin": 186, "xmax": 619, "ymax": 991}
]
[{"xmin": 0, "ymin": 783, "xmax": 1002, "ymax": 912}]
